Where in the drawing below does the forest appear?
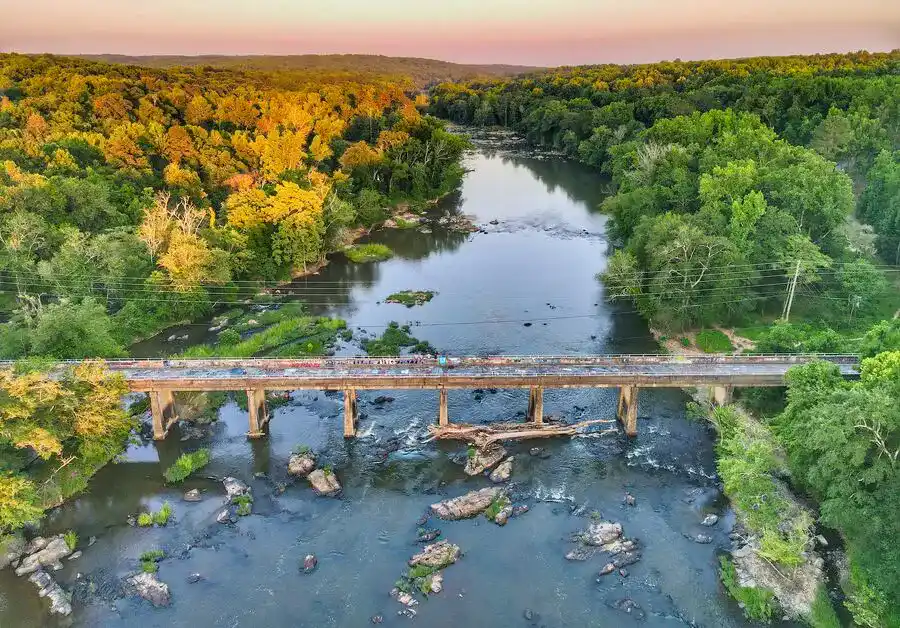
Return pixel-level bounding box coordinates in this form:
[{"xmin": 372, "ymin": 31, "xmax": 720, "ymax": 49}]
[
  {"xmin": 430, "ymin": 51, "xmax": 900, "ymax": 627},
  {"xmin": 0, "ymin": 53, "xmax": 468, "ymax": 358}
]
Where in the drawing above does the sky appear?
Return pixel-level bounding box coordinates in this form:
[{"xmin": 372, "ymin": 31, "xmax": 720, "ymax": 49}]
[{"xmin": 2, "ymin": 0, "xmax": 898, "ymax": 66}]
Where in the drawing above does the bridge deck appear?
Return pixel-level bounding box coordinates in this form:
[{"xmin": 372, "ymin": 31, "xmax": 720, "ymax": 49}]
[{"xmin": 26, "ymin": 354, "xmax": 857, "ymax": 391}]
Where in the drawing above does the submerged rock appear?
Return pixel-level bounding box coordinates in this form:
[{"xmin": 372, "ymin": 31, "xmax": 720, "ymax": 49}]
[
  {"xmin": 288, "ymin": 452, "xmax": 317, "ymax": 477},
  {"xmin": 127, "ymin": 572, "xmax": 171, "ymax": 607},
  {"xmin": 216, "ymin": 508, "xmax": 237, "ymax": 525},
  {"xmin": 489, "ymin": 457, "xmax": 513, "ymax": 483},
  {"xmin": 408, "ymin": 541, "xmax": 460, "ymax": 570},
  {"xmin": 598, "ymin": 562, "xmax": 616, "ymax": 576},
  {"xmin": 430, "ymin": 487, "xmax": 502, "ymax": 520},
  {"xmin": 624, "ymin": 493, "xmax": 636, "ymax": 506},
  {"xmin": 693, "ymin": 533, "xmax": 713, "ymax": 544},
  {"xmin": 701, "ymin": 514, "xmax": 719, "ymax": 527},
  {"xmin": 464, "ymin": 443, "xmax": 507, "ymax": 476},
  {"xmin": 222, "ymin": 477, "xmax": 250, "ymax": 500},
  {"xmin": 183, "ymin": 489, "xmax": 202, "ymax": 502},
  {"xmin": 373, "ymin": 396, "xmax": 395, "ymax": 404},
  {"xmin": 28, "ymin": 570, "xmax": 72, "ymax": 616},
  {"xmin": 307, "ymin": 469, "xmax": 342, "ymax": 496},
  {"xmin": 186, "ymin": 573, "xmax": 203, "ymax": 584},
  {"xmin": 609, "ymin": 598, "xmax": 645, "ymax": 620},
  {"xmin": 302, "ymin": 554, "xmax": 318, "ymax": 574},
  {"xmin": 416, "ymin": 528, "xmax": 441, "ymax": 543},
  {"xmin": 15, "ymin": 537, "xmax": 72, "ymax": 576}
]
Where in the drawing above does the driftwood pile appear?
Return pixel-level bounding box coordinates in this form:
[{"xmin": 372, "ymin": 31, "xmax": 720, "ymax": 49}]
[{"xmin": 427, "ymin": 418, "xmax": 617, "ymax": 444}]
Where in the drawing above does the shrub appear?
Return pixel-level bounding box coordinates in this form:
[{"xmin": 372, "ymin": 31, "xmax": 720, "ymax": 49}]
[
  {"xmin": 695, "ymin": 329, "xmax": 734, "ymax": 353},
  {"xmin": 680, "ymin": 336, "xmax": 691, "ymax": 347},
  {"xmin": 344, "ymin": 243, "xmax": 393, "ymax": 263},
  {"xmin": 137, "ymin": 512, "xmax": 154, "ymax": 527},
  {"xmin": 152, "ymin": 502, "xmax": 173, "ymax": 526},
  {"xmin": 0, "ymin": 473, "xmax": 43, "ymax": 531},
  {"xmin": 719, "ymin": 556, "xmax": 778, "ymax": 623},
  {"xmin": 163, "ymin": 449, "xmax": 211, "ymax": 483},
  {"xmin": 218, "ymin": 329, "xmax": 241, "ymax": 346},
  {"xmin": 63, "ymin": 530, "xmax": 78, "ymax": 551}
]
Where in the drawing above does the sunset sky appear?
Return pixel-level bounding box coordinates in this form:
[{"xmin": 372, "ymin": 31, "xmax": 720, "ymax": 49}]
[{"xmin": 2, "ymin": 0, "xmax": 898, "ymax": 66}]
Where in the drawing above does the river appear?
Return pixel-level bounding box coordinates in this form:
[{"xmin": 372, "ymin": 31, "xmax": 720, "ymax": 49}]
[{"xmin": 1, "ymin": 129, "xmax": 755, "ymax": 627}]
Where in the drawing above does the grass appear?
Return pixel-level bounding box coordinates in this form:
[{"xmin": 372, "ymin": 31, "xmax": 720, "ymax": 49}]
[
  {"xmin": 63, "ymin": 530, "xmax": 78, "ymax": 551},
  {"xmin": 385, "ymin": 290, "xmax": 437, "ymax": 307},
  {"xmin": 344, "ymin": 243, "xmax": 394, "ymax": 263},
  {"xmin": 696, "ymin": 329, "xmax": 734, "ymax": 353},
  {"xmin": 362, "ymin": 321, "xmax": 437, "ymax": 356},
  {"xmin": 182, "ymin": 316, "xmax": 347, "ymax": 359},
  {"xmin": 393, "ymin": 217, "xmax": 420, "ymax": 229},
  {"xmin": 232, "ymin": 494, "xmax": 253, "ymax": 516},
  {"xmin": 152, "ymin": 502, "xmax": 173, "ymax": 526},
  {"xmin": 137, "ymin": 512, "xmax": 154, "ymax": 527},
  {"xmin": 293, "ymin": 444, "xmax": 311, "ymax": 455},
  {"xmin": 163, "ymin": 449, "xmax": 211, "ymax": 483},
  {"xmin": 808, "ymin": 586, "xmax": 841, "ymax": 628},
  {"xmin": 322, "ymin": 464, "xmax": 333, "ymax": 477},
  {"xmin": 720, "ymin": 555, "xmax": 778, "ymax": 623},
  {"xmin": 139, "ymin": 549, "xmax": 165, "ymax": 574}
]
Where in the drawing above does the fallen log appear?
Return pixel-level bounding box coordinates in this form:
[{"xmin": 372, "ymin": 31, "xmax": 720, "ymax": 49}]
[{"xmin": 427, "ymin": 418, "xmax": 618, "ymax": 443}]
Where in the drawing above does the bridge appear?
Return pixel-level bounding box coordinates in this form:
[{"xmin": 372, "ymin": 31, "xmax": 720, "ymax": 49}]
[{"xmin": 51, "ymin": 354, "xmax": 859, "ymax": 440}]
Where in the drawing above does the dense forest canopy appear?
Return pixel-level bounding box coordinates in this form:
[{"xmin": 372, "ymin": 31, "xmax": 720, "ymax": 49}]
[{"xmin": 0, "ymin": 53, "xmax": 468, "ymax": 356}]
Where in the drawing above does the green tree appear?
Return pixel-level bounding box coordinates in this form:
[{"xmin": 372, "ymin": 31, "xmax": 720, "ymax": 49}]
[{"xmin": 29, "ymin": 299, "xmax": 125, "ymax": 359}]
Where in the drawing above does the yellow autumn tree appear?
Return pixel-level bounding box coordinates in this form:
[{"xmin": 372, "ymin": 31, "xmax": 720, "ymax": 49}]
[{"xmin": 159, "ymin": 230, "xmax": 230, "ymax": 291}]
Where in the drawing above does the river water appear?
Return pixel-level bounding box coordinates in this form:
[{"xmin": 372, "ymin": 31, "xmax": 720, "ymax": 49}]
[{"xmin": 1, "ymin": 129, "xmax": 754, "ymax": 627}]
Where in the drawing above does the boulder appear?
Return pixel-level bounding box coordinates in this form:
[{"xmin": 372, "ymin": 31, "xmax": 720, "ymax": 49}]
[
  {"xmin": 578, "ymin": 522, "xmax": 623, "ymax": 547},
  {"xmin": 489, "ymin": 457, "xmax": 513, "ymax": 483},
  {"xmin": 307, "ymin": 469, "xmax": 342, "ymax": 496},
  {"xmin": 288, "ymin": 452, "xmax": 317, "ymax": 477},
  {"xmin": 0, "ymin": 532, "xmax": 26, "ymax": 570},
  {"xmin": 24, "ymin": 536, "xmax": 50, "ymax": 555},
  {"xmin": 28, "ymin": 570, "xmax": 72, "ymax": 616},
  {"xmin": 216, "ymin": 508, "xmax": 237, "ymax": 524},
  {"xmin": 464, "ymin": 443, "xmax": 507, "ymax": 476},
  {"xmin": 693, "ymin": 533, "xmax": 713, "ymax": 544},
  {"xmin": 128, "ymin": 572, "xmax": 171, "ymax": 607},
  {"xmin": 302, "ymin": 554, "xmax": 317, "ymax": 574},
  {"xmin": 15, "ymin": 537, "xmax": 72, "ymax": 576},
  {"xmin": 223, "ymin": 477, "xmax": 250, "ymax": 500},
  {"xmin": 427, "ymin": 572, "xmax": 443, "ymax": 594},
  {"xmin": 701, "ymin": 514, "xmax": 719, "ymax": 527},
  {"xmin": 598, "ymin": 562, "xmax": 616, "ymax": 576},
  {"xmin": 373, "ymin": 396, "xmax": 394, "ymax": 404},
  {"xmin": 408, "ymin": 541, "xmax": 460, "ymax": 570},
  {"xmin": 430, "ymin": 487, "xmax": 502, "ymax": 520},
  {"xmin": 183, "ymin": 489, "xmax": 203, "ymax": 502},
  {"xmin": 416, "ymin": 528, "xmax": 441, "ymax": 543},
  {"xmin": 491, "ymin": 504, "xmax": 513, "ymax": 527},
  {"xmin": 624, "ymin": 493, "xmax": 636, "ymax": 506}
]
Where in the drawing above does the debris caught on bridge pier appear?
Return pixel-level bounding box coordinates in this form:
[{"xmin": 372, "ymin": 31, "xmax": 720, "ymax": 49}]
[{"xmin": 426, "ymin": 418, "xmax": 617, "ymax": 444}]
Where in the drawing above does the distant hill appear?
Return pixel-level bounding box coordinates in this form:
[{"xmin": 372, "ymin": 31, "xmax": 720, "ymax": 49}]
[{"xmin": 77, "ymin": 54, "xmax": 540, "ymax": 87}]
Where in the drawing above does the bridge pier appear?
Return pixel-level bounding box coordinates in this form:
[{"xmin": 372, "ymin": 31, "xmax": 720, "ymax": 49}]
[
  {"xmin": 711, "ymin": 385, "xmax": 733, "ymax": 407},
  {"xmin": 343, "ymin": 389, "xmax": 358, "ymax": 438},
  {"xmin": 527, "ymin": 386, "xmax": 544, "ymax": 424},
  {"xmin": 438, "ymin": 389, "xmax": 449, "ymax": 426},
  {"xmin": 617, "ymin": 385, "xmax": 638, "ymax": 437},
  {"xmin": 246, "ymin": 388, "xmax": 269, "ymax": 438},
  {"xmin": 150, "ymin": 389, "xmax": 177, "ymax": 440}
]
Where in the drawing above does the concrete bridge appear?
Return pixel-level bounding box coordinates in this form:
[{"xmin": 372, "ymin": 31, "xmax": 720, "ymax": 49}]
[{"xmin": 47, "ymin": 354, "xmax": 858, "ymax": 440}]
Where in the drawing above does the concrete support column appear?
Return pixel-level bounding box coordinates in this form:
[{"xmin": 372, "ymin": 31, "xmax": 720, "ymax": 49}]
[
  {"xmin": 711, "ymin": 385, "xmax": 733, "ymax": 407},
  {"xmin": 150, "ymin": 389, "xmax": 177, "ymax": 440},
  {"xmin": 246, "ymin": 388, "xmax": 269, "ymax": 438},
  {"xmin": 527, "ymin": 386, "xmax": 544, "ymax": 424},
  {"xmin": 617, "ymin": 385, "xmax": 638, "ymax": 437},
  {"xmin": 438, "ymin": 389, "xmax": 449, "ymax": 426},
  {"xmin": 343, "ymin": 389, "xmax": 358, "ymax": 438}
]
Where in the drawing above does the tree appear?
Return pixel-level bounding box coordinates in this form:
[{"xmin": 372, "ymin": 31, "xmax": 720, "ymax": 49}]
[
  {"xmin": 159, "ymin": 231, "xmax": 230, "ymax": 292},
  {"xmin": 29, "ymin": 299, "xmax": 125, "ymax": 359},
  {"xmin": 836, "ymin": 259, "xmax": 887, "ymax": 319}
]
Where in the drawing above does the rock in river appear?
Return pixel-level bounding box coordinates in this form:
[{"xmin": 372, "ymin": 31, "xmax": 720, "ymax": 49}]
[
  {"xmin": 408, "ymin": 541, "xmax": 461, "ymax": 570},
  {"xmin": 430, "ymin": 487, "xmax": 502, "ymax": 520},
  {"xmin": 489, "ymin": 457, "xmax": 513, "ymax": 483},
  {"xmin": 464, "ymin": 442, "xmax": 507, "ymax": 476},
  {"xmin": 183, "ymin": 488, "xmax": 202, "ymax": 502},
  {"xmin": 15, "ymin": 536, "xmax": 72, "ymax": 576},
  {"xmin": 28, "ymin": 570, "xmax": 72, "ymax": 616},
  {"xmin": 701, "ymin": 514, "xmax": 719, "ymax": 527},
  {"xmin": 307, "ymin": 469, "xmax": 342, "ymax": 496},
  {"xmin": 578, "ymin": 522, "xmax": 623, "ymax": 547},
  {"xmin": 0, "ymin": 531, "xmax": 26, "ymax": 570},
  {"xmin": 127, "ymin": 572, "xmax": 171, "ymax": 607},
  {"xmin": 288, "ymin": 452, "xmax": 317, "ymax": 477},
  {"xmin": 302, "ymin": 554, "xmax": 317, "ymax": 574},
  {"xmin": 693, "ymin": 533, "xmax": 713, "ymax": 544},
  {"xmin": 223, "ymin": 477, "xmax": 250, "ymax": 500}
]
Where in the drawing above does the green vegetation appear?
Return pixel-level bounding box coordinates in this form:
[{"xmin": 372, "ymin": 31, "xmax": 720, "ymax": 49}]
[
  {"xmin": 293, "ymin": 444, "xmax": 311, "ymax": 455},
  {"xmin": 362, "ymin": 321, "xmax": 436, "ymax": 356},
  {"xmin": 344, "ymin": 243, "xmax": 394, "ymax": 263},
  {"xmin": 152, "ymin": 501, "xmax": 173, "ymax": 526},
  {"xmin": 139, "ymin": 549, "xmax": 165, "ymax": 574},
  {"xmin": 0, "ymin": 363, "xmax": 133, "ymax": 533},
  {"xmin": 484, "ymin": 494, "xmax": 511, "ymax": 522},
  {"xmin": 137, "ymin": 512, "xmax": 153, "ymax": 527},
  {"xmin": 695, "ymin": 330, "xmax": 734, "ymax": 353},
  {"xmin": 679, "ymin": 336, "xmax": 691, "ymax": 348},
  {"xmin": 232, "ymin": 494, "xmax": 253, "ymax": 517},
  {"xmin": 719, "ymin": 556, "xmax": 778, "ymax": 623},
  {"xmin": 163, "ymin": 449, "xmax": 211, "ymax": 483},
  {"xmin": 385, "ymin": 290, "xmax": 437, "ymax": 307},
  {"xmin": 712, "ymin": 406, "xmax": 811, "ymax": 567},
  {"xmin": 808, "ymin": 587, "xmax": 841, "ymax": 628},
  {"xmin": 63, "ymin": 530, "xmax": 78, "ymax": 551}
]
